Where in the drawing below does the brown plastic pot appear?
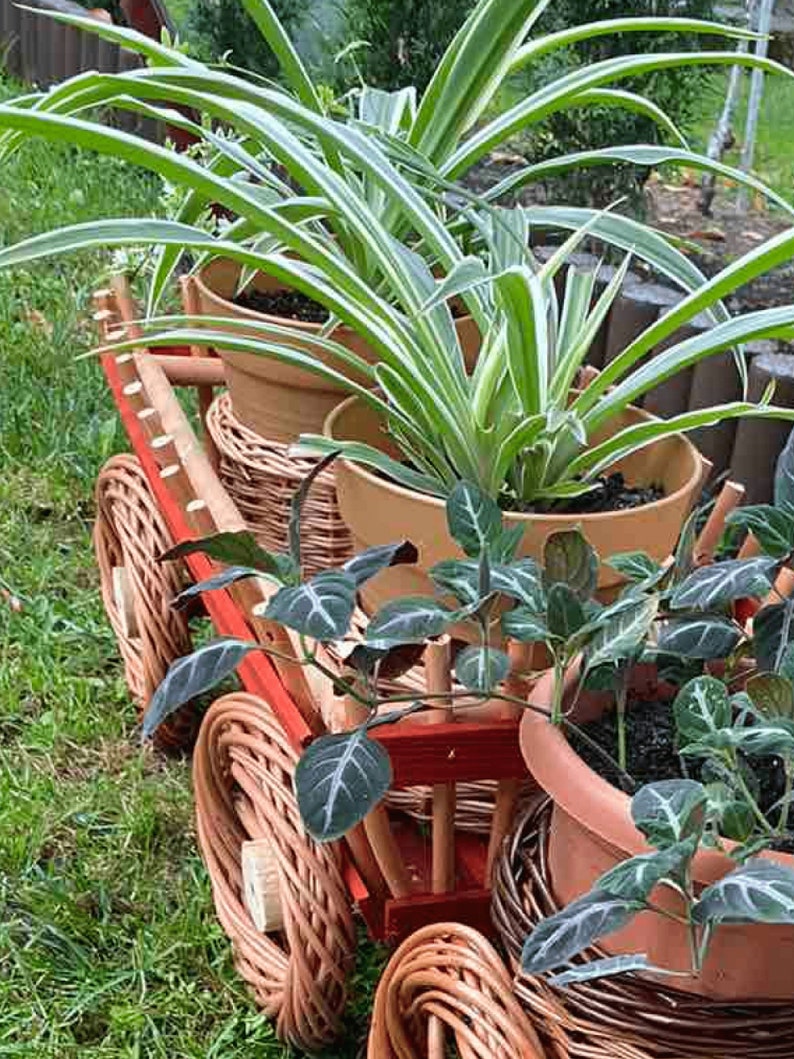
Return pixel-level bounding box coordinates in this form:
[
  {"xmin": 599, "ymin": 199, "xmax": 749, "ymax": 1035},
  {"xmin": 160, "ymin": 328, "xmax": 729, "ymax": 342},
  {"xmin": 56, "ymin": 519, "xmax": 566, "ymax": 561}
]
[
  {"xmin": 520, "ymin": 663, "xmax": 794, "ymax": 1002},
  {"xmin": 324, "ymin": 396, "xmax": 702, "ymax": 615},
  {"xmin": 194, "ymin": 260, "xmax": 480, "ymax": 443}
]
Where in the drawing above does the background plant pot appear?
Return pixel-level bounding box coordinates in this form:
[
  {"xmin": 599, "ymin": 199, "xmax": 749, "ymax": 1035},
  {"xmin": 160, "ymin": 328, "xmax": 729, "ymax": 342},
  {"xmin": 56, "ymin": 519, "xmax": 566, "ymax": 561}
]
[
  {"xmin": 520, "ymin": 664, "xmax": 794, "ymax": 1002},
  {"xmin": 195, "ymin": 260, "xmax": 480, "ymax": 443},
  {"xmin": 325, "ymin": 396, "xmax": 701, "ymax": 616}
]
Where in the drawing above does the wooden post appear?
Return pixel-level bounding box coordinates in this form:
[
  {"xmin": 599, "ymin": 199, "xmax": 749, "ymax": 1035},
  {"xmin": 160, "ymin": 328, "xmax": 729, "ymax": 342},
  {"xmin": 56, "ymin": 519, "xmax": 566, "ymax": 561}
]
[
  {"xmin": 694, "ymin": 481, "xmax": 745, "ymax": 564},
  {"xmin": 180, "ymin": 274, "xmax": 220, "ymax": 469},
  {"xmin": 426, "ymin": 639, "xmax": 456, "ymax": 895}
]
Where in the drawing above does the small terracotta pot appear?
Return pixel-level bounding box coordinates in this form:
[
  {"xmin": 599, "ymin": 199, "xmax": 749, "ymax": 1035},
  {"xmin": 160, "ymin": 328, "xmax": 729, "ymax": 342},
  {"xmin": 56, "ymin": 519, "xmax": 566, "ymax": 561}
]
[
  {"xmin": 521, "ymin": 664, "xmax": 794, "ymax": 1002},
  {"xmin": 324, "ymin": 397, "xmax": 701, "ymax": 616},
  {"xmin": 194, "ymin": 260, "xmax": 480, "ymax": 443}
]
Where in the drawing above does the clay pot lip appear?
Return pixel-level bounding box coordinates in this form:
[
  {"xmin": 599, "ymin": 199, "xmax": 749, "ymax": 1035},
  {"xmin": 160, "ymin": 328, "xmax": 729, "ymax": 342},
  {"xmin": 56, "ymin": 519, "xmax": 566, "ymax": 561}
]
[
  {"xmin": 194, "ymin": 261, "xmax": 332, "ymax": 337},
  {"xmin": 521, "ymin": 662, "xmax": 793, "ymax": 883},
  {"xmin": 325, "ymin": 395, "xmax": 703, "ymax": 524}
]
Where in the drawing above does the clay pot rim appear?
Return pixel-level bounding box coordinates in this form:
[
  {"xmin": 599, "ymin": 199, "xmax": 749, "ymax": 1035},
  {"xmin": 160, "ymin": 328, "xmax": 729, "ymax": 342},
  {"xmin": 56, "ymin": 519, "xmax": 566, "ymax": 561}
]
[
  {"xmin": 325, "ymin": 394, "xmax": 703, "ymax": 525},
  {"xmin": 194, "ymin": 262, "xmax": 332, "ymax": 337},
  {"xmin": 521, "ymin": 662, "xmax": 793, "ymax": 885}
]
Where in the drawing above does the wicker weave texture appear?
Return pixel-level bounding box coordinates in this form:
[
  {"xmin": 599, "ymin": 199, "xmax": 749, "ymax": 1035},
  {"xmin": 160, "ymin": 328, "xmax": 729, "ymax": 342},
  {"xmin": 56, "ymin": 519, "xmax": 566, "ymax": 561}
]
[
  {"xmin": 93, "ymin": 453, "xmax": 196, "ymax": 750},
  {"xmin": 491, "ymin": 799, "xmax": 794, "ymax": 1059},
  {"xmin": 367, "ymin": 923, "xmax": 544, "ymax": 1059},
  {"xmin": 193, "ymin": 692, "xmax": 356, "ymax": 1051},
  {"xmin": 206, "ymin": 392, "xmax": 353, "ymax": 578}
]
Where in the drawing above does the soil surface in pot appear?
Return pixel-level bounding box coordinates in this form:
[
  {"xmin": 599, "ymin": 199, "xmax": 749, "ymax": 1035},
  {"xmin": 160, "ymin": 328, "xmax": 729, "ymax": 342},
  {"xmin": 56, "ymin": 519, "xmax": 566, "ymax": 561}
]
[
  {"xmin": 526, "ymin": 473, "xmax": 664, "ymax": 515},
  {"xmin": 236, "ymin": 287, "xmax": 330, "ymax": 324},
  {"xmin": 572, "ymin": 698, "xmax": 794, "ymax": 853}
]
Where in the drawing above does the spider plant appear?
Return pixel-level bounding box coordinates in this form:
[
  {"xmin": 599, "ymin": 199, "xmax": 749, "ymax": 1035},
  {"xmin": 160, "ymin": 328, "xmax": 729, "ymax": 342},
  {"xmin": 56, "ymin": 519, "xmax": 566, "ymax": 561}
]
[
  {"xmin": 2, "ymin": 0, "xmax": 793, "ymax": 316},
  {"xmin": 3, "ymin": 91, "xmax": 794, "ymax": 506}
]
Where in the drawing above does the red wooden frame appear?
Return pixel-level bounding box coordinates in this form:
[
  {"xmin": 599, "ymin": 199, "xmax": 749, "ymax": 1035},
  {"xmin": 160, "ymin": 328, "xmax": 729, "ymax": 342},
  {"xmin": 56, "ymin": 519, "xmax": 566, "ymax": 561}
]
[{"xmin": 102, "ymin": 347, "xmax": 527, "ymax": 941}]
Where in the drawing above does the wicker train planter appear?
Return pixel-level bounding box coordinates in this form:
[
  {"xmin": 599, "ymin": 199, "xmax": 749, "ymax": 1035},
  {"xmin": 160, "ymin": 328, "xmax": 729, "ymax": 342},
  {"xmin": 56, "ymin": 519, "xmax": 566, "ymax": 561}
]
[
  {"xmin": 93, "ymin": 278, "xmax": 536, "ymax": 1050},
  {"xmin": 490, "ymin": 799, "xmax": 794, "ymax": 1058},
  {"xmin": 93, "ymin": 452, "xmax": 198, "ymax": 750}
]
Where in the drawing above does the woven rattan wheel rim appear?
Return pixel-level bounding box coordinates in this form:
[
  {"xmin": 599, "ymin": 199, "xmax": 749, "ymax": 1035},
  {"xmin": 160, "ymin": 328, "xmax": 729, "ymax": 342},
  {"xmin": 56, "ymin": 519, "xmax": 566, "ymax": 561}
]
[
  {"xmin": 491, "ymin": 798, "xmax": 794, "ymax": 1059},
  {"xmin": 93, "ymin": 453, "xmax": 195, "ymax": 750},
  {"xmin": 193, "ymin": 692, "xmax": 356, "ymax": 1051},
  {"xmin": 367, "ymin": 922, "xmax": 544, "ymax": 1059},
  {"xmin": 206, "ymin": 392, "xmax": 353, "ymax": 578}
]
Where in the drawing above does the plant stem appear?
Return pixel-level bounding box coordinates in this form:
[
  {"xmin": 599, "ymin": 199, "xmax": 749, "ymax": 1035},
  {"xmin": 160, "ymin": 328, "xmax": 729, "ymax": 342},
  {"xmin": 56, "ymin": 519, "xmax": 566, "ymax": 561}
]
[
  {"xmin": 551, "ymin": 658, "xmax": 565, "ymax": 727},
  {"xmin": 616, "ymin": 669, "xmax": 628, "ymax": 774},
  {"xmin": 779, "ymin": 755, "xmax": 794, "ymax": 835},
  {"xmin": 732, "ymin": 754, "xmax": 776, "ymax": 835}
]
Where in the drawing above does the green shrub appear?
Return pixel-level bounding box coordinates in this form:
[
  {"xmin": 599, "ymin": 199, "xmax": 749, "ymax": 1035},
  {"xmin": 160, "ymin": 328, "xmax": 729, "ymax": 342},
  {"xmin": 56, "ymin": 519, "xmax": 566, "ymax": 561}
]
[
  {"xmin": 513, "ymin": 0, "xmax": 716, "ymax": 205},
  {"xmin": 341, "ymin": 0, "xmax": 474, "ymax": 93},
  {"xmin": 184, "ymin": 0, "xmax": 304, "ymax": 76}
]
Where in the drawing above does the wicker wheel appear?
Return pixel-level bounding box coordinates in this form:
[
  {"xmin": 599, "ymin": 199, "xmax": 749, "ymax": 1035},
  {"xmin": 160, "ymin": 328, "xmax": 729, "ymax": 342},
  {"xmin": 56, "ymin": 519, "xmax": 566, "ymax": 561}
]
[
  {"xmin": 366, "ymin": 922, "xmax": 544, "ymax": 1059},
  {"xmin": 206, "ymin": 392, "xmax": 353, "ymax": 578},
  {"xmin": 193, "ymin": 692, "xmax": 356, "ymax": 1052},
  {"xmin": 491, "ymin": 799, "xmax": 794, "ymax": 1059},
  {"xmin": 93, "ymin": 453, "xmax": 196, "ymax": 750}
]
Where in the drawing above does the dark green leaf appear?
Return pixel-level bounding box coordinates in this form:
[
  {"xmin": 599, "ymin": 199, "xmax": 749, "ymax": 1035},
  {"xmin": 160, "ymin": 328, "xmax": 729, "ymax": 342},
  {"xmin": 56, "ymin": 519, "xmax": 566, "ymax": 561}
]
[
  {"xmin": 670, "ymin": 558, "xmax": 777, "ymax": 611},
  {"xmin": 521, "ymin": 890, "xmax": 644, "ymax": 975},
  {"xmin": 606, "ymin": 551, "xmax": 663, "ymax": 583},
  {"xmin": 673, "ymin": 507, "xmax": 698, "ymax": 580},
  {"xmin": 501, "ymin": 605, "xmax": 549, "ymax": 644},
  {"xmin": 430, "ymin": 557, "xmax": 543, "ymax": 608},
  {"xmin": 454, "ymin": 645, "xmax": 510, "ymax": 693},
  {"xmin": 343, "ymin": 541, "xmax": 418, "ymax": 588},
  {"xmin": 493, "ymin": 522, "xmax": 524, "ymax": 563},
  {"xmin": 657, "ymin": 616, "xmax": 742, "ymax": 660},
  {"xmin": 295, "ymin": 727, "xmax": 392, "ymax": 842},
  {"xmin": 365, "ymin": 596, "xmax": 453, "ymax": 649},
  {"xmin": 747, "ymin": 673, "xmax": 794, "ymax": 720},
  {"xmin": 289, "ymin": 451, "xmax": 339, "ymax": 570},
  {"xmin": 544, "ymin": 530, "xmax": 598, "ymax": 600},
  {"xmin": 780, "ymin": 643, "xmax": 794, "ymax": 683},
  {"xmin": 265, "ymin": 571, "xmax": 356, "ymax": 641},
  {"xmin": 706, "ymin": 783, "xmax": 756, "ymax": 843},
  {"xmin": 549, "ymin": 954, "xmax": 653, "ymax": 987},
  {"xmin": 341, "ymin": 641, "xmax": 425, "ymax": 681},
  {"xmin": 754, "ymin": 603, "xmax": 794, "ymax": 673},
  {"xmin": 547, "ymin": 583, "xmax": 586, "ymax": 640},
  {"xmin": 143, "ymin": 638, "xmax": 255, "ymax": 738},
  {"xmin": 631, "ymin": 779, "xmax": 708, "ymax": 849},
  {"xmin": 596, "ymin": 840, "xmax": 697, "ymax": 901},
  {"xmin": 693, "ymin": 858, "xmax": 794, "ymax": 926},
  {"xmin": 726, "ymin": 505, "xmax": 794, "ymax": 559},
  {"xmin": 446, "ymin": 481, "xmax": 502, "ymax": 558},
  {"xmin": 673, "ymin": 676, "xmax": 731, "ymax": 743},
  {"xmin": 775, "ymin": 426, "xmax": 794, "ymax": 513},
  {"xmin": 172, "ymin": 566, "xmax": 260, "ymax": 610},
  {"xmin": 585, "ymin": 597, "xmax": 658, "ymax": 669},
  {"xmin": 161, "ymin": 530, "xmax": 293, "ymax": 581},
  {"xmin": 682, "ymin": 724, "xmax": 794, "ymax": 760}
]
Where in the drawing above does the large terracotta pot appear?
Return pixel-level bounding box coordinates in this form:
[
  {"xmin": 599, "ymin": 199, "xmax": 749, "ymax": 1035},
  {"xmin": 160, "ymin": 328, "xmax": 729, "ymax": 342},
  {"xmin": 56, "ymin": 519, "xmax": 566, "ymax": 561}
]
[
  {"xmin": 521, "ymin": 664, "xmax": 794, "ymax": 1001},
  {"xmin": 194, "ymin": 260, "xmax": 480, "ymax": 443},
  {"xmin": 325, "ymin": 396, "xmax": 702, "ymax": 616}
]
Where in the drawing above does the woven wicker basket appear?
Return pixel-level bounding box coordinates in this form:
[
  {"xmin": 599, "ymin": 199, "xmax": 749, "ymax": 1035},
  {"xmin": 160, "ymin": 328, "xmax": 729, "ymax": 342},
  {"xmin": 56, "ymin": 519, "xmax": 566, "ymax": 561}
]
[
  {"xmin": 206, "ymin": 391, "xmax": 353, "ymax": 579},
  {"xmin": 491, "ymin": 798, "xmax": 794, "ymax": 1059}
]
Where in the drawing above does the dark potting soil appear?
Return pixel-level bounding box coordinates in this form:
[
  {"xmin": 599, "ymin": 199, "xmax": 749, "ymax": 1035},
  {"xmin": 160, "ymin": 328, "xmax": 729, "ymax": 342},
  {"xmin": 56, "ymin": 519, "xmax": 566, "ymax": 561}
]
[
  {"xmin": 236, "ymin": 286, "xmax": 329, "ymax": 324},
  {"xmin": 503, "ymin": 472, "xmax": 664, "ymax": 515},
  {"xmin": 572, "ymin": 698, "xmax": 794, "ymax": 851}
]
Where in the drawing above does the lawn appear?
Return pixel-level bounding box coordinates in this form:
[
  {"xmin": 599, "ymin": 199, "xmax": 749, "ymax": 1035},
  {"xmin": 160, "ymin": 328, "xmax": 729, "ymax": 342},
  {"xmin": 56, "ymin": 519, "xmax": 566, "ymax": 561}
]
[{"xmin": 0, "ymin": 75, "xmax": 375, "ymax": 1058}]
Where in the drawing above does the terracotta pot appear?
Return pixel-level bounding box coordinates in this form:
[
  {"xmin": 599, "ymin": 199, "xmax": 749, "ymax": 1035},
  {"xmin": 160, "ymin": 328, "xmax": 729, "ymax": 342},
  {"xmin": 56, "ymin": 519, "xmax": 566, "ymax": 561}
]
[
  {"xmin": 520, "ymin": 664, "xmax": 794, "ymax": 1002},
  {"xmin": 324, "ymin": 396, "xmax": 701, "ymax": 616},
  {"xmin": 194, "ymin": 260, "xmax": 481, "ymax": 443}
]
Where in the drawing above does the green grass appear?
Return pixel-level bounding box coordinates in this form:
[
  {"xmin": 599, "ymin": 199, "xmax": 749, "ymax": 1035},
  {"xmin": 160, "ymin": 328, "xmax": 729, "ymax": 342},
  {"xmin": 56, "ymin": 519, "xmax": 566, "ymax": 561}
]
[{"xmin": 0, "ymin": 76, "xmax": 377, "ymax": 1058}]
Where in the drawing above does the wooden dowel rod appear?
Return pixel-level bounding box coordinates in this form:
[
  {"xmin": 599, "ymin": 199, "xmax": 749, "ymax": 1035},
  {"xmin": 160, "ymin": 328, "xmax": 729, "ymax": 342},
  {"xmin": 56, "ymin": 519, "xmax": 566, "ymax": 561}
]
[
  {"xmin": 695, "ymin": 481, "xmax": 745, "ymax": 564},
  {"xmin": 180, "ymin": 275, "xmax": 219, "ymax": 470},
  {"xmin": 345, "ymin": 692, "xmax": 413, "ymax": 900},
  {"xmin": 738, "ymin": 533, "xmax": 762, "ymax": 559},
  {"xmin": 426, "ymin": 638, "xmax": 456, "ymax": 895},
  {"xmin": 156, "ymin": 354, "xmax": 225, "ymax": 388},
  {"xmin": 764, "ymin": 567, "xmax": 794, "ymax": 608},
  {"xmin": 485, "ymin": 640, "xmax": 531, "ymax": 883}
]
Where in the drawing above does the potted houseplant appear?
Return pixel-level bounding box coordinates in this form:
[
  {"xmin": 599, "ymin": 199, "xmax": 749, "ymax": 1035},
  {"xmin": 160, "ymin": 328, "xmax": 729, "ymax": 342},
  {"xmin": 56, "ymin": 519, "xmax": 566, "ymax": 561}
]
[
  {"xmin": 3, "ymin": 0, "xmax": 792, "ymax": 443},
  {"xmin": 518, "ymin": 433, "xmax": 794, "ymax": 1001}
]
